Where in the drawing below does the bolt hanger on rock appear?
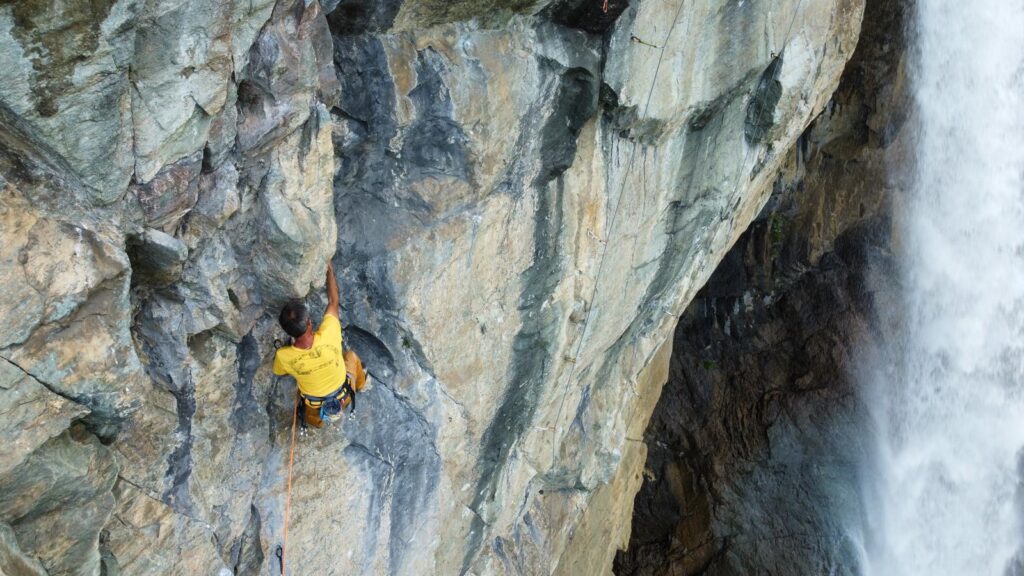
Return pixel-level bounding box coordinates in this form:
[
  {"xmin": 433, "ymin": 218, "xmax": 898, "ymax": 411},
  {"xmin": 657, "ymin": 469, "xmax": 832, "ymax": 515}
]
[{"xmin": 630, "ymin": 34, "xmax": 660, "ymax": 48}]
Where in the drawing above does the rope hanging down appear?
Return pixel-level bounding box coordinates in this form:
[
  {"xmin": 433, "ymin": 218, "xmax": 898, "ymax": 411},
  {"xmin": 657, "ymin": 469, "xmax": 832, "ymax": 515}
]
[
  {"xmin": 276, "ymin": 369, "xmax": 386, "ymax": 574},
  {"xmin": 279, "ymin": 390, "xmax": 300, "ymax": 575}
]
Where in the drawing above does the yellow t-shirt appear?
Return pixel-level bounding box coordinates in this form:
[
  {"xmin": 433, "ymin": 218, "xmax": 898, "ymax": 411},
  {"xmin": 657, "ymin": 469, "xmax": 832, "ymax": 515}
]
[{"xmin": 272, "ymin": 313, "xmax": 347, "ymax": 397}]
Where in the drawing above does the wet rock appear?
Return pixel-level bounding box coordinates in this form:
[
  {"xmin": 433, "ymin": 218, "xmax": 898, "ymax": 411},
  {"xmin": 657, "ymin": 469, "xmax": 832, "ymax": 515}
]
[
  {"xmin": 744, "ymin": 57, "xmax": 784, "ymax": 144},
  {"xmin": 326, "ymin": 0, "xmax": 404, "ymax": 35},
  {"xmin": 542, "ymin": 0, "xmax": 631, "ymax": 34}
]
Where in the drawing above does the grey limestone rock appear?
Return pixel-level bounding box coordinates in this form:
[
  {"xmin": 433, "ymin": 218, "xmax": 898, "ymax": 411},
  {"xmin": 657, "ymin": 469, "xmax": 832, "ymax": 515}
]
[
  {"xmin": 0, "ymin": 0, "xmax": 869, "ymax": 573},
  {"xmin": 0, "ymin": 521, "xmax": 48, "ymax": 576},
  {"xmin": 127, "ymin": 228, "xmax": 189, "ymax": 287},
  {"xmin": 0, "ymin": 427, "xmax": 119, "ymax": 576},
  {"xmin": 0, "ymin": 357, "xmax": 87, "ymax": 477},
  {"xmin": 0, "ymin": 0, "xmax": 136, "ymax": 202},
  {"xmin": 130, "ymin": 154, "xmax": 203, "ymax": 234}
]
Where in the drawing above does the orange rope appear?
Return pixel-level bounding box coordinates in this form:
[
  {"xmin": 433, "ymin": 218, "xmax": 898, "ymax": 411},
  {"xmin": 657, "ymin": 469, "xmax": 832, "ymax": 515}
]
[{"xmin": 281, "ymin": 391, "xmax": 299, "ymax": 575}]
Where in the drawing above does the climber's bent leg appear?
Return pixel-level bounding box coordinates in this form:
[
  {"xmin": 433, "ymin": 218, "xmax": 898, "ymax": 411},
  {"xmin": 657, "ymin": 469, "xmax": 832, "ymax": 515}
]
[{"xmin": 344, "ymin": 349, "xmax": 367, "ymax": 391}]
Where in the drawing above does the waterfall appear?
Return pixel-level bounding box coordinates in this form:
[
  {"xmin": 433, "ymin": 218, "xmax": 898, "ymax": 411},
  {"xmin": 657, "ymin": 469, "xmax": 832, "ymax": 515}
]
[{"xmin": 866, "ymin": 1, "xmax": 1024, "ymax": 574}]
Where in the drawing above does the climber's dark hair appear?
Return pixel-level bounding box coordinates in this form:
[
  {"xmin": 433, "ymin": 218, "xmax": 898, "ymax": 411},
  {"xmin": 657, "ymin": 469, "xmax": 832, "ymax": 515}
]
[{"xmin": 279, "ymin": 301, "xmax": 310, "ymax": 338}]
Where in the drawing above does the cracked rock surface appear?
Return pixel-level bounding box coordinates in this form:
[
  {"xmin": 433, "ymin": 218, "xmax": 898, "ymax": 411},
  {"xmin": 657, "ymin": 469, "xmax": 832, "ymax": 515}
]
[{"xmin": 0, "ymin": 0, "xmax": 863, "ymax": 574}]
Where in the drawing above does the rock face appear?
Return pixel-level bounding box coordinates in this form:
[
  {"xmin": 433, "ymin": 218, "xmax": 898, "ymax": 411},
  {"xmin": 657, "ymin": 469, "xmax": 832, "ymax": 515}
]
[
  {"xmin": 615, "ymin": 0, "xmax": 909, "ymax": 573},
  {"xmin": 0, "ymin": 0, "xmax": 864, "ymax": 574}
]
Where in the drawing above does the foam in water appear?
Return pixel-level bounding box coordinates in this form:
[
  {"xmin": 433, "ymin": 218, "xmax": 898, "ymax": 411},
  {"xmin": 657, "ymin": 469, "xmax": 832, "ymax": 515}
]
[{"xmin": 864, "ymin": 1, "xmax": 1024, "ymax": 575}]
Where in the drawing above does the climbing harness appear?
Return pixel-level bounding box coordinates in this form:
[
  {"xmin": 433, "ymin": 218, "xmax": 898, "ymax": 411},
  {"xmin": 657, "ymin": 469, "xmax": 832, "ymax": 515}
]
[
  {"xmin": 273, "ymin": 336, "xmax": 358, "ymax": 426},
  {"xmin": 300, "ymin": 376, "xmax": 357, "ymax": 424},
  {"xmin": 296, "ymin": 391, "xmax": 308, "ymax": 437}
]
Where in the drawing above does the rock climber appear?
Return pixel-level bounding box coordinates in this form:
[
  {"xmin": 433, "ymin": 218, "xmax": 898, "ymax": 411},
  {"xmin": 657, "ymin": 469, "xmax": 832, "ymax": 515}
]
[{"xmin": 273, "ymin": 260, "xmax": 367, "ymax": 428}]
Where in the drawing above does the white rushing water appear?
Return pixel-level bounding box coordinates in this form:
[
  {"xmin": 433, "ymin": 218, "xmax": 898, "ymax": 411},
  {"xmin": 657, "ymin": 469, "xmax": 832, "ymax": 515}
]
[{"xmin": 866, "ymin": 1, "xmax": 1024, "ymax": 575}]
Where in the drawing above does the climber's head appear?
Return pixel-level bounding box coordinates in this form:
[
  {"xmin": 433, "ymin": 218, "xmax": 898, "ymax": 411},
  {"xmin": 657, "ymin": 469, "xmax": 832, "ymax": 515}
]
[{"xmin": 279, "ymin": 301, "xmax": 311, "ymax": 338}]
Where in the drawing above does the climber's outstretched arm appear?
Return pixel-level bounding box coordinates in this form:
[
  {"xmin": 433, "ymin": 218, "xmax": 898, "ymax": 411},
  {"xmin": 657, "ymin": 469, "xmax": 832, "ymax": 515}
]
[{"xmin": 325, "ymin": 260, "xmax": 340, "ymax": 319}]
